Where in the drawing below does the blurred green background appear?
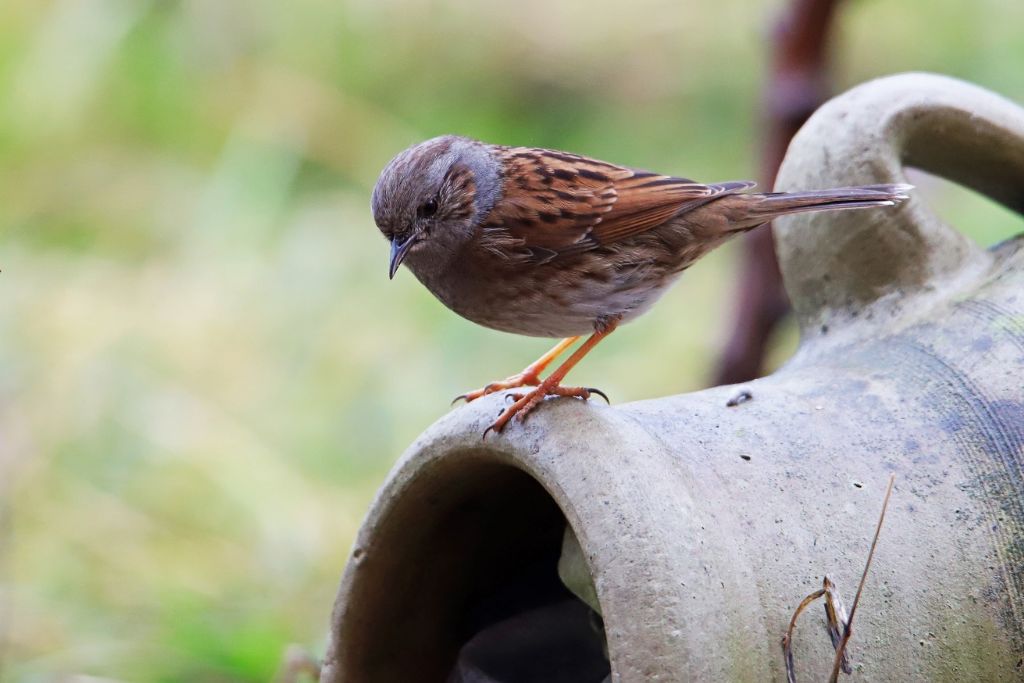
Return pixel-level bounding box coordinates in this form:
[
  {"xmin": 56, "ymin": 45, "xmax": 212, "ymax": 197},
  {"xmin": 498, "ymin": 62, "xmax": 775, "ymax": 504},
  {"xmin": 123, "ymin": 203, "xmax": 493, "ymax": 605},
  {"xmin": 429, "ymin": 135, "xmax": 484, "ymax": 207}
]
[{"xmin": 0, "ymin": 0, "xmax": 1021, "ymax": 680}]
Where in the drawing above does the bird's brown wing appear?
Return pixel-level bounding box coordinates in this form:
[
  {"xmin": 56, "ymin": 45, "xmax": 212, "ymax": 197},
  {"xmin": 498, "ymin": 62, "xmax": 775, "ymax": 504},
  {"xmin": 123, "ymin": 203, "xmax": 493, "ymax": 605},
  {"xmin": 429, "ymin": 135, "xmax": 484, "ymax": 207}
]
[{"xmin": 479, "ymin": 147, "xmax": 752, "ymax": 261}]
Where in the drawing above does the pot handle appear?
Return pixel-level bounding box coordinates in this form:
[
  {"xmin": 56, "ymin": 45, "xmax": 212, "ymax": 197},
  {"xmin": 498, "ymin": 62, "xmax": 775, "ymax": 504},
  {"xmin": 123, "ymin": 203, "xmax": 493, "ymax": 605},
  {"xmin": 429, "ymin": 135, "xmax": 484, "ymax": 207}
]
[{"xmin": 774, "ymin": 72, "xmax": 1024, "ymax": 338}]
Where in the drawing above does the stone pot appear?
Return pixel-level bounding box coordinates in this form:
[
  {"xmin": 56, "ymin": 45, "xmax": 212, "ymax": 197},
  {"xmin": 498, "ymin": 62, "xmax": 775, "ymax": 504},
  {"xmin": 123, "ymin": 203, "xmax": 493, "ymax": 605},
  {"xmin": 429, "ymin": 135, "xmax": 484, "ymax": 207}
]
[{"xmin": 320, "ymin": 73, "xmax": 1024, "ymax": 682}]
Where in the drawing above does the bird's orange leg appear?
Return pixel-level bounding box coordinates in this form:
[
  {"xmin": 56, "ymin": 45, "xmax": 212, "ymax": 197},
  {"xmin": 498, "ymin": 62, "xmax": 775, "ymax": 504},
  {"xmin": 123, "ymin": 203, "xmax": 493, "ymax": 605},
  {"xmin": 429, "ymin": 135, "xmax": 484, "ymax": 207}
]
[
  {"xmin": 484, "ymin": 318, "xmax": 620, "ymax": 437},
  {"xmin": 454, "ymin": 336, "xmax": 579, "ymax": 403}
]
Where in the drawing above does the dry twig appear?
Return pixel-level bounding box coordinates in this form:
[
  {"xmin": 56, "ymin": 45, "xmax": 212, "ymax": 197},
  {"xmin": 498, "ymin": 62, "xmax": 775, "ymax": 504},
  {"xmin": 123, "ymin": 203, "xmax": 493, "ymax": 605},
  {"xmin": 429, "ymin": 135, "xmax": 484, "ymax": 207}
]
[
  {"xmin": 782, "ymin": 474, "xmax": 896, "ymax": 682},
  {"xmin": 782, "ymin": 577, "xmax": 851, "ymax": 683},
  {"xmin": 827, "ymin": 474, "xmax": 896, "ymax": 683}
]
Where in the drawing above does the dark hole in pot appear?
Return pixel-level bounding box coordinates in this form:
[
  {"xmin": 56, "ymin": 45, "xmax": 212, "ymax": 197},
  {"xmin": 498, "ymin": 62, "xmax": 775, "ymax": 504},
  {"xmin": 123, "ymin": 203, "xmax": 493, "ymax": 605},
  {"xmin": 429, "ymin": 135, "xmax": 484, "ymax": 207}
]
[{"xmin": 337, "ymin": 453, "xmax": 609, "ymax": 683}]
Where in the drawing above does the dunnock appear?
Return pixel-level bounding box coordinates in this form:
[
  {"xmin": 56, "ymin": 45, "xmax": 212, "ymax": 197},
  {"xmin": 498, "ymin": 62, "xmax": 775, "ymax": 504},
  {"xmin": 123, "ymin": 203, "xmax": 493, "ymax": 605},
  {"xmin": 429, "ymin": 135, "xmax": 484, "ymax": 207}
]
[{"xmin": 371, "ymin": 135, "xmax": 909, "ymax": 435}]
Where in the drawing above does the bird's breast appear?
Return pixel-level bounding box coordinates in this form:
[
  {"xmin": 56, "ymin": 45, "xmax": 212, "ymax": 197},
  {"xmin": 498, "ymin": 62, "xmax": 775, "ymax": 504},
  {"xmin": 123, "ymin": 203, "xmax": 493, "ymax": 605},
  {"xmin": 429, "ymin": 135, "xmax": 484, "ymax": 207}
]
[{"xmin": 409, "ymin": 247, "xmax": 679, "ymax": 338}]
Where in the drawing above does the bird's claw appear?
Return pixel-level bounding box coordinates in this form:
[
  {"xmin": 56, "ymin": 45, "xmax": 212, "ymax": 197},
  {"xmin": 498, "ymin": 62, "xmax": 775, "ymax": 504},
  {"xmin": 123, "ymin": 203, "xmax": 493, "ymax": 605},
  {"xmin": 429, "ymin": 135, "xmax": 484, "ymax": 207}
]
[
  {"xmin": 481, "ymin": 382, "xmax": 610, "ymax": 437},
  {"xmin": 454, "ymin": 373, "xmax": 540, "ymax": 405}
]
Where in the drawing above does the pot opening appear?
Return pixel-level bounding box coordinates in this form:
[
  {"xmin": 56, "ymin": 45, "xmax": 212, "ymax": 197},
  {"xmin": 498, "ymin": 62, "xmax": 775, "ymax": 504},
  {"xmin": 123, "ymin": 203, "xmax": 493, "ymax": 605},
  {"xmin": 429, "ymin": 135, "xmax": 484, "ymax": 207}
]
[{"xmin": 337, "ymin": 452, "xmax": 609, "ymax": 683}]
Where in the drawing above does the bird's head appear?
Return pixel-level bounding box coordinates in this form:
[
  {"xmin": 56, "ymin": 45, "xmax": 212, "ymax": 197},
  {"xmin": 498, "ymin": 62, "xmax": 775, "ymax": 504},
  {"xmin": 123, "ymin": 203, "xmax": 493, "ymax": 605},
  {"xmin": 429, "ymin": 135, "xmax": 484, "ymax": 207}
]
[{"xmin": 371, "ymin": 135, "xmax": 501, "ymax": 279}]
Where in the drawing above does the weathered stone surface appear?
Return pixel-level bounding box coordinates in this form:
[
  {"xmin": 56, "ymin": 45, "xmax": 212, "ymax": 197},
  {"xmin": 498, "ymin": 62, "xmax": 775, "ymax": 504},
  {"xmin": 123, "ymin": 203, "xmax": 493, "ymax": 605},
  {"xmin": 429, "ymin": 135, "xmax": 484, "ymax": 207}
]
[{"xmin": 321, "ymin": 74, "xmax": 1024, "ymax": 682}]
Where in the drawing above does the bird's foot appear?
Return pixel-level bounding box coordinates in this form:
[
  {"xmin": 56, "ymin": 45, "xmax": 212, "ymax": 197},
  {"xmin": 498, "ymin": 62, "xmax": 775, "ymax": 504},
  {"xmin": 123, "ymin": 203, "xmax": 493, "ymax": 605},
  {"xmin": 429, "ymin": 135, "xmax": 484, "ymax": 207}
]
[
  {"xmin": 483, "ymin": 379, "xmax": 608, "ymax": 438},
  {"xmin": 452, "ymin": 371, "xmax": 542, "ymax": 404}
]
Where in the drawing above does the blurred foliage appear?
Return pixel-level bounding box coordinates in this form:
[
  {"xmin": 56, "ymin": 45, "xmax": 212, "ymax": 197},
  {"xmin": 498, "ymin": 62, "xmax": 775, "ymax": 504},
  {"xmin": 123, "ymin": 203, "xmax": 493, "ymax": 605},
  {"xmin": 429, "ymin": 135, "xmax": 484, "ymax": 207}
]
[{"xmin": 0, "ymin": 0, "xmax": 1020, "ymax": 680}]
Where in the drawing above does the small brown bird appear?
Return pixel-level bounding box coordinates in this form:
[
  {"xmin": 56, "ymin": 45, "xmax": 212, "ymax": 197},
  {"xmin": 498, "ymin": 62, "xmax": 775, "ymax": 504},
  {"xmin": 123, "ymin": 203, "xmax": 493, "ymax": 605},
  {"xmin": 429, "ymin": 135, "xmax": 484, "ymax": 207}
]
[{"xmin": 371, "ymin": 135, "xmax": 909, "ymax": 435}]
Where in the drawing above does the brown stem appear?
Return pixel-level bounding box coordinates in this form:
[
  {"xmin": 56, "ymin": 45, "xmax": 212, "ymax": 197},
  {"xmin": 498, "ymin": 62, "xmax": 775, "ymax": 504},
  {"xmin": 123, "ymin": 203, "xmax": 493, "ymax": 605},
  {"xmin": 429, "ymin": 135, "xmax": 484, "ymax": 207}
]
[
  {"xmin": 712, "ymin": 0, "xmax": 842, "ymax": 386},
  {"xmin": 827, "ymin": 474, "xmax": 897, "ymax": 683}
]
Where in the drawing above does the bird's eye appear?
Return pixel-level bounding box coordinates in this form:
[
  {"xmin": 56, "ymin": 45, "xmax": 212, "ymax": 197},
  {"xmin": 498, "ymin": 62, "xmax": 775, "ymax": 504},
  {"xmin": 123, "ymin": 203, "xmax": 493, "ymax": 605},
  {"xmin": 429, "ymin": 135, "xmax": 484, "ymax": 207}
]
[{"xmin": 420, "ymin": 198, "xmax": 439, "ymax": 217}]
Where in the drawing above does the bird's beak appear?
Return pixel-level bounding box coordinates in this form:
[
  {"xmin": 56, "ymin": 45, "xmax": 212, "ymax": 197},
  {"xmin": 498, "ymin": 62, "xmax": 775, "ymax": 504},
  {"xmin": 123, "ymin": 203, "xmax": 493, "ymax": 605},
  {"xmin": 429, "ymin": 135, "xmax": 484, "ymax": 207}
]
[{"xmin": 388, "ymin": 233, "xmax": 418, "ymax": 279}]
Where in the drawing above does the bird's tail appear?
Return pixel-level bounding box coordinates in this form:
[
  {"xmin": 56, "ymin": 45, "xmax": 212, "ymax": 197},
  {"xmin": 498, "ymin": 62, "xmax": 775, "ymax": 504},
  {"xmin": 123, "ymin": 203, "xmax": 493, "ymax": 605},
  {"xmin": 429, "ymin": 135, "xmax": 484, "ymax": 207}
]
[{"xmin": 718, "ymin": 183, "xmax": 913, "ymax": 232}]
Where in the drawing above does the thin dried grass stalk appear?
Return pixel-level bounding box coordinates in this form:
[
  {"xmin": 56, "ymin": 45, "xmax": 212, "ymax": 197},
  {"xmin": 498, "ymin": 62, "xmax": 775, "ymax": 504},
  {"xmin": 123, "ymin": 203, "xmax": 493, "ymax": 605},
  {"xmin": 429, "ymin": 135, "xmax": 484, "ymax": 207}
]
[
  {"xmin": 827, "ymin": 474, "xmax": 896, "ymax": 683},
  {"xmin": 782, "ymin": 474, "xmax": 896, "ymax": 682}
]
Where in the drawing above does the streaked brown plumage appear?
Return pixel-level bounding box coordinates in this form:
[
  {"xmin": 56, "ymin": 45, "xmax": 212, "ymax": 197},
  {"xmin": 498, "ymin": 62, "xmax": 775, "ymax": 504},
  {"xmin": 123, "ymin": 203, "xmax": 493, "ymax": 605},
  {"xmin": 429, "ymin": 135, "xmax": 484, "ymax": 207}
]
[{"xmin": 371, "ymin": 135, "xmax": 910, "ymax": 434}]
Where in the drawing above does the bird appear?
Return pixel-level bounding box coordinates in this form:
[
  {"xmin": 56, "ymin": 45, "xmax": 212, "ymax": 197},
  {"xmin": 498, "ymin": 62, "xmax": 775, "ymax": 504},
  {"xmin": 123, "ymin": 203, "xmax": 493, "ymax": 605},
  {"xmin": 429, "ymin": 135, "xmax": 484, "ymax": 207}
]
[{"xmin": 371, "ymin": 135, "xmax": 910, "ymax": 435}]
